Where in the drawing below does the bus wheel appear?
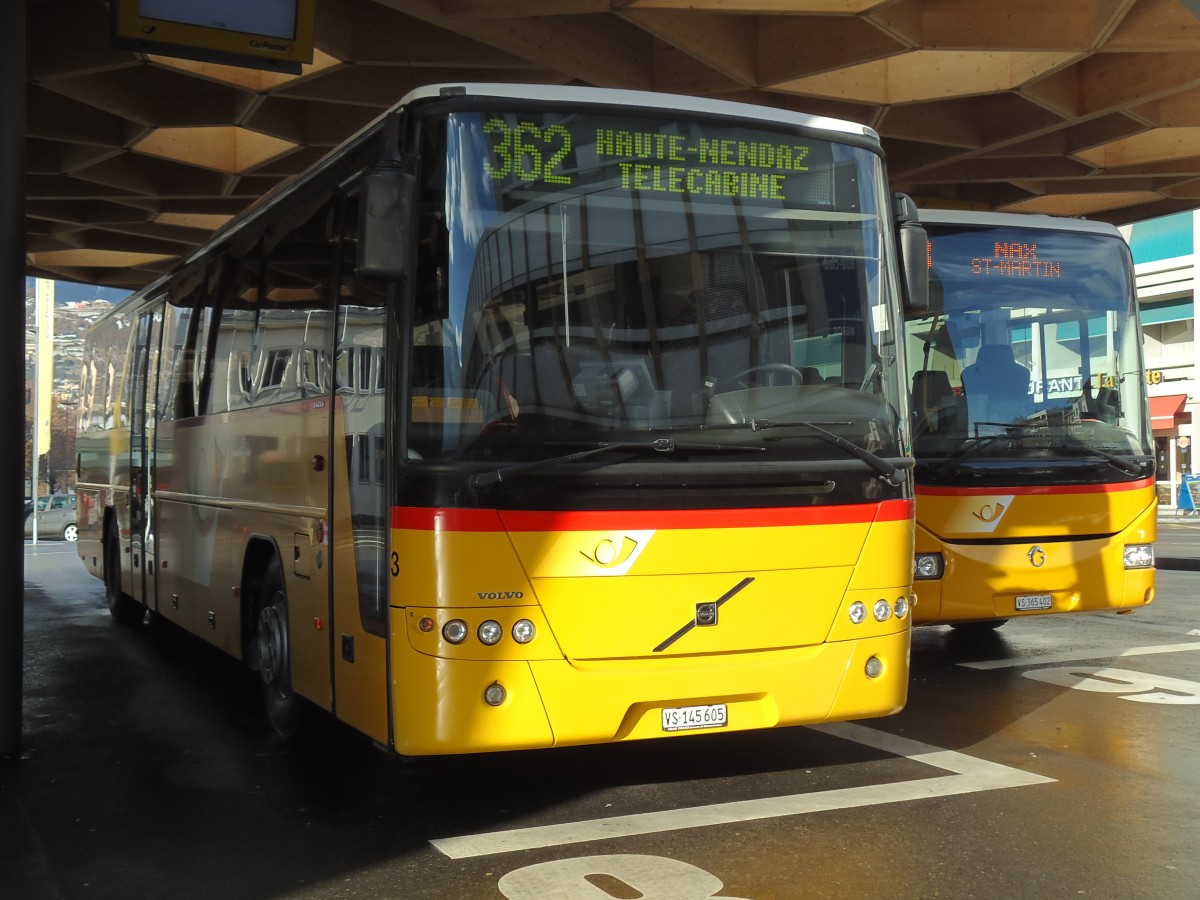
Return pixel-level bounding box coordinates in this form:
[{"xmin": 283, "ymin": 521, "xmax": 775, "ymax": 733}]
[
  {"xmin": 104, "ymin": 527, "xmax": 142, "ymax": 625},
  {"xmin": 255, "ymin": 561, "xmax": 306, "ymax": 738}
]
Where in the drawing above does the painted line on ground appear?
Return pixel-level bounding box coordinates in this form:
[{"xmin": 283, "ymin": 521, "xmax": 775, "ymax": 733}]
[
  {"xmin": 960, "ymin": 641, "xmax": 1200, "ymax": 671},
  {"xmin": 429, "ymin": 721, "xmax": 1054, "ymax": 859}
]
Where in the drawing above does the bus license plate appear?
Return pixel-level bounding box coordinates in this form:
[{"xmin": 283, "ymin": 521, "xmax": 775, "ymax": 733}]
[
  {"xmin": 1016, "ymin": 594, "xmax": 1052, "ymax": 611},
  {"xmin": 662, "ymin": 703, "xmax": 727, "ymax": 732}
]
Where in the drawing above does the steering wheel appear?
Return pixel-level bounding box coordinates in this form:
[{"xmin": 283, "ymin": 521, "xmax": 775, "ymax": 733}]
[{"xmin": 730, "ymin": 363, "xmax": 806, "ymax": 389}]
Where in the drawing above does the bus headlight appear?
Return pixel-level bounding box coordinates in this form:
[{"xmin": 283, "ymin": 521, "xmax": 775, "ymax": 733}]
[
  {"xmin": 914, "ymin": 553, "xmax": 944, "ymax": 579},
  {"xmin": 512, "ymin": 619, "xmax": 536, "ymax": 644},
  {"xmin": 442, "ymin": 619, "xmax": 468, "ymax": 644},
  {"xmin": 894, "ymin": 595, "xmax": 910, "ymax": 619},
  {"xmin": 848, "ymin": 601, "xmax": 867, "ymax": 624},
  {"xmin": 1123, "ymin": 544, "xmax": 1154, "ymax": 569},
  {"xmin": 478, "ymin": 620, "xmax": 503, "ymax": 646},
  {"xmin": 873, "ymin": 599, "xmax": 892, "ymax": 622}
]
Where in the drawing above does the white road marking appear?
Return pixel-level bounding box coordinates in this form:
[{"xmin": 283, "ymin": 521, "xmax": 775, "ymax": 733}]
[
  {"xmin": 429, "ymin": 721, "xmax": 1054, "ymax": 859},
  {"xmin": 960, "ymin": 641, "xmax": 1200, "ymax": 671}
]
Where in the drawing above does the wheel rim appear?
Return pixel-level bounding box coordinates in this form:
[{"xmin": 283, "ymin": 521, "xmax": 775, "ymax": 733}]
[
  {"xmin": 257, "ymin": 602, "xmax": 287, "ymax": 686},
  {"xmin": 64, "ymin": 524, "xmax": 78, "ymax": 542}
]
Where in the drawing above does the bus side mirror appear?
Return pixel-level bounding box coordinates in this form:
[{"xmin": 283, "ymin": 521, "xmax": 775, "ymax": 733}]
[
  {"xmin": 893, "ymin": 193, "xmax": 929, "ymax": 313},
  {"xmin": 358, "ymin": 162, "xmax": 416, "ymax": 280}
]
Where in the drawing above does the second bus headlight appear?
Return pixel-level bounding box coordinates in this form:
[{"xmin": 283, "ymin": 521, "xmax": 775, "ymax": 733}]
[
  {"xmin": 1123, "ymin": 544, "xmax": 1154, "ymax": 569},
  {"xmin": 914, "ymin": 553, "xmax": 944, "ymax": 580}
]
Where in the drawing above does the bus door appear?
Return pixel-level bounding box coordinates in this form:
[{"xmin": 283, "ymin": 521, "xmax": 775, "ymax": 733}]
[
  {"xmin": 326, "ymin": 193, "xmax": 391, "ymax": 746},
  {"xmin": 129, "ymin": 306, "xmax": 163, "ymax": 612}
]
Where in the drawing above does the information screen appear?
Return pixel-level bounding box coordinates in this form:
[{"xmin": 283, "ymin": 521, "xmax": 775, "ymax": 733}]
[
  {"xmin": 139, "ymin": 0, "xmax": 297, "ymax": 39},
  {"xmin": 112, "ymin": 0, "xmax": 315, "ymax": 70}
]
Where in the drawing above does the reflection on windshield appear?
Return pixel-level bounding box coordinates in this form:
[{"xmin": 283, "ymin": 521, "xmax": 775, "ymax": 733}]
[{"xmin": 405, "ymin": 108, "xmax": 905, "ymax": 472}]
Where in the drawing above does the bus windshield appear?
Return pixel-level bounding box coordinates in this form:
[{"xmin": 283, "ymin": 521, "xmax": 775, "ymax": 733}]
[
  {"xmin": 405, "ymin": 107, "xmax": 904, "ymax": 480},
  {"xmin": 907, "ymin": 223, "xmax": 1151, "ymax": 479}
]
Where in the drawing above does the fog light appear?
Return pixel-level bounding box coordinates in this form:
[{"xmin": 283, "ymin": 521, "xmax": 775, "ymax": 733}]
[
  {"xmin": 848, "ymin": 601, "xmax": 867, "ymax": 624},
  {"xmin": 914, "ymin": 553, "xmax": 944, "ymax": 580},
  {"xmin": 865, "ymin": 656, "xmax": 883, "ymax": 678},
  {"xmin": 873, "ymin": 599, "xmax": 892, "ymax": 622},
  {"xmin": 894, "ymin": 595, "xmax": 909, "ymax": 619},
  {"xmin": 478, "ymin": 620, "xmax": 503, "ymax": 645},
  {"xmin": 1123, "ymin": 543, "xmax": 1154, "ymax": 569},
  {"xmin": 484, "ymin": 682, "xmax": 507, "ymax": 706},
  {"xmin": 443, "ymin": 619, "xmax": 468, "ymax": 644},
  {"xmin": 512, "ymin": 619, "xmax": 536, "ymax": 644}
]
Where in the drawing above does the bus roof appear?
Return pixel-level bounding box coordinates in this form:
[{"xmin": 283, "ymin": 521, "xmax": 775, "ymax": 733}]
[
  {"xmin": 915, "ymin": 207, "xmax": 1123, "ymax": 238},
  {"xmin": 392, "ymin": 83, "xmax": 880, "ymax": 142}
]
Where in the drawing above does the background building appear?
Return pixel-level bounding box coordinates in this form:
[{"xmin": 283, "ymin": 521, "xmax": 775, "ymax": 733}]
[{"xmin": 1120, "ymin": 211, "xmax": 1199, "ymax": 508}]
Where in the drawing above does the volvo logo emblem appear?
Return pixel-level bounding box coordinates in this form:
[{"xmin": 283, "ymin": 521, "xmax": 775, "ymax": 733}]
[
  {"xmin": 653, "ymin": 577, "xmax": 754, "ymax": 653},
  {"xmin": 1027, "ymin": 546, "xmax": 1046, "ymax": 567}
]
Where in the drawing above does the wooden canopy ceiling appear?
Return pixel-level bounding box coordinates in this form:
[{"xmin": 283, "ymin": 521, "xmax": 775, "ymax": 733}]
[{"xmin": 26, "ymin": 0, "xmax": 1200, "ymax": 290}]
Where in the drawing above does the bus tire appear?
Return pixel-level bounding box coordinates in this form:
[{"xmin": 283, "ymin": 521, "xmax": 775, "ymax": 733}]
[
  {"xmin": 104, "ymin": 525, "xmax": 142, "ymax": 625},
  {"xmin": 255, "ymin": 559, "xmax": 306, "ymax": 738}
]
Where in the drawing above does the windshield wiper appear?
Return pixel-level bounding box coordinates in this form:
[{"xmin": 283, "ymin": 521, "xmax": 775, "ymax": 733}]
[
  {"xmin": 932, "ymin": 433, "xmax": 1013, "ymax": 478},
  {"xmin": 469, "ymin": 438, "xmax": 763, "ymax": 489},
  {"xmin": 1058, "ymin": 439, "xmax": 1147, "ymax": 477},
  {"xmin": 932, "ymin": 425, "xmax": 1146, "ymax": 479},
  {"xmin": 747, "ymin": 418, "xmax": 907, "ymax": 486}
]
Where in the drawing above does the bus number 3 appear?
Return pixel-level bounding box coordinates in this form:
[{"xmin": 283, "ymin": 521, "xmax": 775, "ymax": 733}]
[
  {"xmin": 498, "ymin": 854, "xmax": 749, "ymax": 900},
  {"xmin": 1023, "ymin": 666, "xmax": 1200, "ymax": 704},
  {"xmin": 390, "ymin": 551, "xmax": 400, "ymax": 577}
]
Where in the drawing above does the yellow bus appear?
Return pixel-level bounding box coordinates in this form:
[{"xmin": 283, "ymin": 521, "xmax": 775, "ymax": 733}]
[
  {"xmin": 905, "ymin": 209, "xmax": 1156, "ymax": 632},
  {"xmin": 76, "ymin": 83, "xmax": 928, "ymax": 754}
]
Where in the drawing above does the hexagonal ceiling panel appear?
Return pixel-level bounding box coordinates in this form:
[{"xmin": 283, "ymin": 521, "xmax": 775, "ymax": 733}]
[{"xmin": 23, "ymin": 0, "xmax": 1200, "ymax": 289}]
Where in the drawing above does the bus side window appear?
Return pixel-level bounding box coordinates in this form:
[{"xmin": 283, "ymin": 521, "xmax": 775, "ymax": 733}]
[
  {"xmin": 166, "ymin": 295, "xmax": 200, "ymax": 420},
  {"xmin": 258, "ymin": 193, "xmax": 336, "ymax": 404}
]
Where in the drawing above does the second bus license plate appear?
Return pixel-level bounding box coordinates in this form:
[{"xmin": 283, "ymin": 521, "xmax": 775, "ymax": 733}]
[
  {"xmin": 1015, "ymin": 593, "xmax": 1053, "ymax": 611},
  {"xmin": 661, "ymin": 703, "xmax": 728, "ymax": 732}
]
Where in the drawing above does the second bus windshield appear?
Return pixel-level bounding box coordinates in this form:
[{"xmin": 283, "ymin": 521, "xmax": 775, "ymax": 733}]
[{"xmin": 906, "ymin": 223, "xmax": 1151, "ymax": 474}]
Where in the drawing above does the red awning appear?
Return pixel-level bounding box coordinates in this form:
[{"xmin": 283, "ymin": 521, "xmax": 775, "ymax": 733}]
[{"xmin": 1150, "ymin": 393, "xmax": 1188, "ymax": 433}]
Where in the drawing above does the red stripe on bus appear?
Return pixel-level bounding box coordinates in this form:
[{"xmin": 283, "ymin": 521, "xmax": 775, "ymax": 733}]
[
  {"xmin": 916, "ymin": 477, "xmax": 1154, "ymax": 498},
  {"xmin": 391, "ymin": 499, "xmax": 913, "ymax": 532}
]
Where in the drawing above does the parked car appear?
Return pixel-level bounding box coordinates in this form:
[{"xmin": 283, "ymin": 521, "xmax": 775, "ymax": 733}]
[{"xmin": 24, "ymin": 494, "xmax": 78, "ymax": 542}]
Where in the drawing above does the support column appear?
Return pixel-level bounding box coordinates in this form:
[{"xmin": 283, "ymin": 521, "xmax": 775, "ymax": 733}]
[{"xmin": 0, "ymin": 0, "xmax": 25, "ymax": 760}]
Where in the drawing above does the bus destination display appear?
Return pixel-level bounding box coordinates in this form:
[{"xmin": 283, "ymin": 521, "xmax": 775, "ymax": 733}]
[
  {"xmin": 931, "ymin": 238, "xmax": 1063, "ymax": 279},
  {"xmin": 483, "ymin": 118, "xmax": 818, "ymax": 201}
]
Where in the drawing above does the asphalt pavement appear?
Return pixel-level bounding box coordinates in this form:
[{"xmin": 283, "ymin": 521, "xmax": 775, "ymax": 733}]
[
  {"xmin": 1156, "ymin": 507, "xmax": 1200, "ymax": 570},
  {"xmin": 5, "ymin": 522, "xmax": 1200, "ymax": 899}
]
